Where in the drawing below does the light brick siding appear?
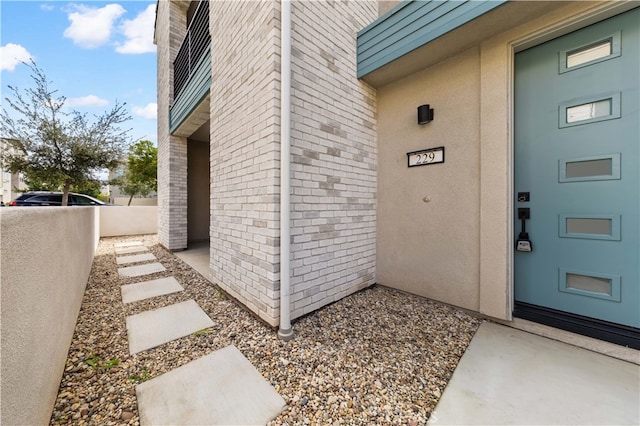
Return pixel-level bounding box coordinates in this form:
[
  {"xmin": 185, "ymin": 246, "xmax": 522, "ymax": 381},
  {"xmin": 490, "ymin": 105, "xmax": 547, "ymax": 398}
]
[
  {"xmin": 156, "ymin": 1, "xmax": 188, "ymax": 250},
  {"xmin": 208, "ymin": 1, "xmax": 282, "ymax": 325},
  {"xmin": 157, "ymin": 0, "xmax": 378, "ymax": 327},
  {"xmin": 288, "ymin": 1, "xmax": 378, "ymax": 319}
]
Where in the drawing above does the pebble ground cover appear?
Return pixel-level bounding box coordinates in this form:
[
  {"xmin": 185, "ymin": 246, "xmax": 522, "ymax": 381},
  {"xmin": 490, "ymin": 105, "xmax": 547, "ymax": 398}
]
[{"xmin": 50, "ymin": 235, "xmax": 482, "ymax": 425}]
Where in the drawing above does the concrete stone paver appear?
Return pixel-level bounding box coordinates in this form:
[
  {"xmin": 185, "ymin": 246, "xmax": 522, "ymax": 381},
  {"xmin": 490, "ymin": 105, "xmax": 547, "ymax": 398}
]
[
  {"xmin": 126, "ymin": 299, "xmax": 214, "ymax": 355},
  {"xmin": 115, "ymin": 246, "xmax": 149, "ymax": 255},
  {"xmin": 116, "ymin": 253, "xmax": 157, "ymax": 265},
  {"xmin": 121, "ymin": 277, "xmax": 184, "ymax": 304},
  {"xmin": 112, "ymin": 240, "xmax": 285, "ymax": 424},
  {"xmin": 114, "ymin": 241, "xmax": 144, "ymax": 248},
  {"xmin": 136, "ymin": 345, "xmax": 286, "ymax": 426},
  {"xmin": 118, "ymin": 263, "xmax": 165, "ymax": 278}
]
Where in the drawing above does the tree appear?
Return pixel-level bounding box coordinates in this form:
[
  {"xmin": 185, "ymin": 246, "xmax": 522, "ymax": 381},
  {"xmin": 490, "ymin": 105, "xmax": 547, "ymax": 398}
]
[
  {"xmin": 113, "ymin": 139, "xmax": 157, "ymax": 206},
  {"xmin": 22, "ymin": 174, "xmax": 62, "ymax": 192},
  {"xmin": 22, "ymin": 173, "xmax": 102, "ymax": 197},
  {"xmin": 0, "ymin": 61, "xmax": 131, "ymax": 205}
]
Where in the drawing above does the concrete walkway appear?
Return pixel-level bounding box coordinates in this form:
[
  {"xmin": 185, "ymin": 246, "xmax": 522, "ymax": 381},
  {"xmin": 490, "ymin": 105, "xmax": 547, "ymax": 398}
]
[
  {"xmin": 174, "ymin": 240, "xmax": 211, "ymax": 280},
  {"xmin": 113, "ymin": 241, "xmax": 285, "ymax": 425},
  {"xmin": 431, "ymin": 322, "xmax": 640, "ymax": 425}
]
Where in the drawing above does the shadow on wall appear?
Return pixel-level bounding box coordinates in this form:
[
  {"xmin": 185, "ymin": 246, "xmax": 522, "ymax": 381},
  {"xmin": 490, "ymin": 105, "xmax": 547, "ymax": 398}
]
[
  {"xmin": 100, "ymin": 206, "xmax": 158, "ymax": 237},
  {"xmin": 0, "ymin": 207, "xmax": 97, "ymax": 425},
  {"xmin": 0, "ymin": 205, "xmax": 158, "ymax": 425}
]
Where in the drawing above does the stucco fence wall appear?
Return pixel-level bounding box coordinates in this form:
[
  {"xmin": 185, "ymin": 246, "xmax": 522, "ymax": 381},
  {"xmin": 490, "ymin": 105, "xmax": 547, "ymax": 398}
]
[
  {"xmin": 100, "ymin": 205, "xmax": 158, "ymax": 237},
  {"xmin": 0, "ymin": 206, "xmax": 157, "ymax": 425},
  {"xmin": 112, "ymin": 197, "xmax": 158, "ymax": 206}
]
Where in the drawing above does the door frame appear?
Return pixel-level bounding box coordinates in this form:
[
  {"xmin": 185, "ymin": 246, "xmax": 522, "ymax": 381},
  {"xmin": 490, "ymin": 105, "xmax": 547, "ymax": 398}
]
[{"xmin": 506, "ymin": 3, "xmax": 639, "ymax": 340}]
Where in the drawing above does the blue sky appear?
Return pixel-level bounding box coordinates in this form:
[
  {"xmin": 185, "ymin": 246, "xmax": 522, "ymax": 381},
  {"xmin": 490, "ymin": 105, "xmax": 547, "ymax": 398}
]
[{"xmin": 0, "ymin": 0, "xmax": 157, "ymax": 145}]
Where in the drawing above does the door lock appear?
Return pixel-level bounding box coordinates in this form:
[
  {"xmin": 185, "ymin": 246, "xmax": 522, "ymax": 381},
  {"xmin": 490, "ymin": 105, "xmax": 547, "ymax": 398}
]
[{"xmin": 516, "ymin": 208, "xmax": 533, "ymax": 252}]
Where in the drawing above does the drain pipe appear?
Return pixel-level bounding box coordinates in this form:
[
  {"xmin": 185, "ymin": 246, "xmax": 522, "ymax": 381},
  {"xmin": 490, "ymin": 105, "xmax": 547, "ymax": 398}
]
[{"xmin": 278, "ymin": 0, "xmax": 293, "ymax": 341}]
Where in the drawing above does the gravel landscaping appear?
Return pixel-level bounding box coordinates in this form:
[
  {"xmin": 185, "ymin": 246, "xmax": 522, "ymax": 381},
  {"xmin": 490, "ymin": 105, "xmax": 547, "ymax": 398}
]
[{"xmin": 50, "ymin": 235, "xmax": 482, "ymax": 425}]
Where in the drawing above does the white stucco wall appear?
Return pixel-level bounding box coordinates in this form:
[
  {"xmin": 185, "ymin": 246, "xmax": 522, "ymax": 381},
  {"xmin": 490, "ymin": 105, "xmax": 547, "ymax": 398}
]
[
  {"xmin": 377, "ymin": 48, "xmax": 481, "ymax": 312},
  {"xmin": 0, "ymin": 207, "xmax": 97, "ymax": 426},
  {"xmin": 112, "ymin": 197, "xmax": 158, "ymax": 206},
  {"xmin": 99, "ymin": 205, "xmax": 158, "ymax": 237},
  {"xmin": 375, "ymin": 1, "xmax": 636, "ymax": 321}
]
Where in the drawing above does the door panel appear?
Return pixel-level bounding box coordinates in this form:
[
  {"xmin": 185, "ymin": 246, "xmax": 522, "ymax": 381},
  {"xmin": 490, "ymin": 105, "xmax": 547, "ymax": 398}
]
[{"xmin": 514, "ymin": 9, "xmax": 639, "ymax": 329}]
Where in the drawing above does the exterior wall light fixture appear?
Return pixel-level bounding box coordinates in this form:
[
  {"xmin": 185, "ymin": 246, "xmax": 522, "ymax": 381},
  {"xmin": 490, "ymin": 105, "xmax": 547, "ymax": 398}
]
[{"xmin": 417, "ymin": 104, "xmax": 434, "ymax": 125}]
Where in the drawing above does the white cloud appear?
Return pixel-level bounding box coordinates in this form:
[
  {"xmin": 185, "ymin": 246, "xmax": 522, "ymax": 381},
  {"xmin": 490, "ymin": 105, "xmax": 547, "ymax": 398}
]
[
  {"xmin": 1, "ymin": 43, "xmax": 33, "ymax": 71},
  {"xmin": 66, "ymin": 95, "xmax": 109, "ymax": 108},
  {"xmin": 40, "ymin": 4, "xmax": 55, "ymax": 12},
  {"xmin": 115, "ymin": 4, "xmax": 156, "ymax": 54},
  {"xmin": 132, "ymin": 103, "xmax": 157, "ymax": 120},
  {"xmin": 63, "ymin": 4, "xmax": 126, "ymax": 49}
]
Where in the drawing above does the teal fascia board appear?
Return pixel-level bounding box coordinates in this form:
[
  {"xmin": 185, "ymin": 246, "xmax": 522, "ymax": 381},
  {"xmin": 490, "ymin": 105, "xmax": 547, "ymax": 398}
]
[
  {"xmin": 169, "ymin": 47, "xmax": 212, "ymax": 134},
  {"xmin": 357, "ymin": 0, "xmax": 508, "ymax": 78}
]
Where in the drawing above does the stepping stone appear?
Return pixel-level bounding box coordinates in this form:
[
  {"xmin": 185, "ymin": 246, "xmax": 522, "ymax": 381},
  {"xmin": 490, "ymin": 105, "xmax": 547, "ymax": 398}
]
[
  {"xmin": 116, "ymin": 253, "xmax": 157, "ymax": 265},
  {"xmin": 118, "ymin": 263, "xmax": 166, "ymax": 278},
  {"xmin": 114, "ymin": 241, "xmax": 144, "ymax": 248},
  {"xmin": 115, "ymin": 246, "xmax": 149, "ymax": 255},
  {"xmin": 121, "ymin": 277, "xmax": 184, "ymax": 304},
  {"xmin": 126, "ymin": 300, "xmax": 213, "ymax": 355},
  {"xmin": 136, "ymin": 345, "xmax": 286, "ymax": 425}
]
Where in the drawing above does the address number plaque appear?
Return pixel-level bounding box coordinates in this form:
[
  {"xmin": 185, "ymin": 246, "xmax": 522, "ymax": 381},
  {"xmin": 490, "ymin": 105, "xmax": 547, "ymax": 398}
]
[{"xmin": 407, "ymin": 146, "xmax": 445, "ymax": 167}]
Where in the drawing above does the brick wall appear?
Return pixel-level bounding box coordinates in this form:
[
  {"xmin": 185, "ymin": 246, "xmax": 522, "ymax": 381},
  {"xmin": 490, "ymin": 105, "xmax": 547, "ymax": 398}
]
[
  {"xmin": 158, "ymin": 0, "xmax": 378, "ymax": 327},
  {"xmin": 207, "ymin": 1, "xmax": 377, "ymax": 326},
  {"xmin": 208, "ymin": 0, "xmax": 282, "ymax": 325},
  {"xmin": 156, "ymin": 1, "xmax": 188, "ymax": 251},
  {"xmin": 288, "ymin": 1, "xmax": 378, "ymax": 319}
]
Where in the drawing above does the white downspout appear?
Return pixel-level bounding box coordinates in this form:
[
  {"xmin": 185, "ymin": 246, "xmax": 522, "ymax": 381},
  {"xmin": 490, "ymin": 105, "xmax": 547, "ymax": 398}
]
[{"xmin": 278, "ymin": 0, "xmax": 293, "ymax": 341}]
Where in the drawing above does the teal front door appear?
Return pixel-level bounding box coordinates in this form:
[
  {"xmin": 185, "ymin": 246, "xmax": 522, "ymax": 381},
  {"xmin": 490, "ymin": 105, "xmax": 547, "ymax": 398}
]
[{"xmin": 514, "ymin": 8, "xmax": 640, "ymax": 346}]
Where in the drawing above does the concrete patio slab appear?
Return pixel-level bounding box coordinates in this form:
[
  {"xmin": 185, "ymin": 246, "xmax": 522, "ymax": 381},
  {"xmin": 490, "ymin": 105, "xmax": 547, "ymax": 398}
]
[
  {"xmin": 121, "ymin": 277, "xmax": 184, "ymax": 304},
  {"xmin": 126, "ymin": 299, "xmax": 213, "ymax": 355},
  {"xmin": 431, "ymin": 321, "xmax": 640, "ymax": 425},
  {"xmin": 114, "ymin": 241, "xmax": 144, "ymax": 248},
  {"xmin": 174, "ymin": 241, "xmax": 211, "ymax": 281},
  {"xmin": 136, "ymin": 345, "xmax": 286, "ymax": 425},
  {"xmin": 116, "ymin": 253, "xmax": 156, "ymax": 265},
  {"xmin": 118, "ymin": 263, "xmax": 165, "ymax": 278},
  {"xmin": 115, "ymin": 246, "xmax": 149, "ymax": 255}
]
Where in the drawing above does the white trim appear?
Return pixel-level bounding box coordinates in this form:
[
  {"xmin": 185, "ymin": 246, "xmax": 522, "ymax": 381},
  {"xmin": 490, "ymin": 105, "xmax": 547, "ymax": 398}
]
[{"xmin": 511, "ymin": 1, "xmax": 638, "ymax": 52}]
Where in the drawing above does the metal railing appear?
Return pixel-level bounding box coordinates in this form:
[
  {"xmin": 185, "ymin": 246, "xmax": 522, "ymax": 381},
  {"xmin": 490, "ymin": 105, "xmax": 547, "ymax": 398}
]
[{"xmin": 173, "ymin": 0, "xmax": 210, "ymax": 100}]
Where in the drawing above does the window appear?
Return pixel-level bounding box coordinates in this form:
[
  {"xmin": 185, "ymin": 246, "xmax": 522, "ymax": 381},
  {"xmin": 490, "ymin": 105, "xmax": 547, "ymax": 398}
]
[
  {"xmin": 559, "ymin": 31, "xmax": 621, "ymax": 73},
  {"xmin": 559, "ymin": 153, "xmax": 620, "ymax": 182},
  {"xmin": 559, "ymin": 93, "xmax": 620, "ymax": 128}
]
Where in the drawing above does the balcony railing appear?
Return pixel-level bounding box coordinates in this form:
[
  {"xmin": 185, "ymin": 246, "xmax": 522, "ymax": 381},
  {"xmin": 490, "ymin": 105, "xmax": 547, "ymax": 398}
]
[{"xmin": 174, "ymin": 0, "xmax": 210, "ymax": 100}]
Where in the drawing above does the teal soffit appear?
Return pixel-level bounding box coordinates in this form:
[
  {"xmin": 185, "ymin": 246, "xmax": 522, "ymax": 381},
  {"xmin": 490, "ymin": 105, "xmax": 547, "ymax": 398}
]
[
  {"xmin": 357, "ymin": 0, "xmax": 507, "ymax": 79},
  {"xmin": 169, "ymin": 47, "xmax": 212, "ymax": 134}
]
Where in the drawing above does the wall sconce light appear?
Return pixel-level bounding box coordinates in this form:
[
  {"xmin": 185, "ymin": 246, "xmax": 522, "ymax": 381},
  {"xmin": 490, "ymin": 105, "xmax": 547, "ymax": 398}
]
[{"xmin": 417, "ymin": 104, "xmax": 434, "ymax": 125}]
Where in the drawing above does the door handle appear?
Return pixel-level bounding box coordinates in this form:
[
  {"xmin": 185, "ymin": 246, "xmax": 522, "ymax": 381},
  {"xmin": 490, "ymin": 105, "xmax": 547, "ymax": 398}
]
[{"xmin": 516, "ymin": 208, "xmax": 533, "ymax": 252}]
